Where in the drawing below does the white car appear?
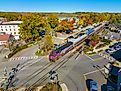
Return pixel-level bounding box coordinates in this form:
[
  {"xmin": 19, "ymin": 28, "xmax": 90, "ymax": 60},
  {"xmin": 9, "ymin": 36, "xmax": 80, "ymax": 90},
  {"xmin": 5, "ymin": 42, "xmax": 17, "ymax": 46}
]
[
  {"xmin": 114, "ymin": 45, "xmax": 121, "ymax": 50},
  {"xmin": 105, "ymin": 49, "xmax": 115, "ymax": 54},
  {"xmin": 105, "ymin": 63, "xmax": 112, "ymax": 74}
]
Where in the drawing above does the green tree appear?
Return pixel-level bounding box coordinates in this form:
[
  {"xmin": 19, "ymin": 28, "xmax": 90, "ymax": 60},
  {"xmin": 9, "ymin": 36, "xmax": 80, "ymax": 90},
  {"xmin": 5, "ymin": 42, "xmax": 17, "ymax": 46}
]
[
  {"xmin": 90, "ymin": 35, "xmax": 100, "ymax": 42},
  {"xmin": 19, "ymin": 15, "xmax": 46, "ymax": 42},
  {"xmin": 47, "ymin": 14, "xmax": 59, "ymax": 29}
]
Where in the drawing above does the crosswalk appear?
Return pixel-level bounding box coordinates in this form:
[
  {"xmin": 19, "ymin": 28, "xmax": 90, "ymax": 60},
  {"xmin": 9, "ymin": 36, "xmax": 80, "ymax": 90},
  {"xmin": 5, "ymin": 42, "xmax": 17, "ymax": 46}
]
[{"xmin": 9, "ymin": 56, "xmax": 39, "ymax": 61}]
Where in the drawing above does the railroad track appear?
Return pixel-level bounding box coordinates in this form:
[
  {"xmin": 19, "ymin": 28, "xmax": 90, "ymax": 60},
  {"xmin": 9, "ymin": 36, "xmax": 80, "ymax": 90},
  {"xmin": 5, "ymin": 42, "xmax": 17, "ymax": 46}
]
[
  {"xmin": 13, "ymin": 43, "xmax": 82, "ymax": 91},
  {"xmin": 9, "ymin": 24, "xmax": 105, "ymax": 91}
]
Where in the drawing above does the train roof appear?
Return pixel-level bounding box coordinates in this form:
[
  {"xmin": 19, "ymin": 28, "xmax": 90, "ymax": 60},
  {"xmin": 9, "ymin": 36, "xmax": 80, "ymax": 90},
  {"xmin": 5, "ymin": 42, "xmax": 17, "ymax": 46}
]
[{"xmin": 55, "ymin": 42, "xmax": 73, "ymax": 52}]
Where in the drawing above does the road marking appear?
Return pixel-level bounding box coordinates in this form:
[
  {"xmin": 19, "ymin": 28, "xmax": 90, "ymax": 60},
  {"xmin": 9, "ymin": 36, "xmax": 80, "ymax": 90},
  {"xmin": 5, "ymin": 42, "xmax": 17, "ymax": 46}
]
[
  {"xmin": 93, "ymin": 57, "xmax": 104, "ymax": 62},
  {"xmin": 84, "ymin": 54, "xmax": 94, "ymax": 61},
  {"xmin": 83, "ymin": 74, "xmax": 88, "ymax": 91},
  {"xmin": 9, "ymin": 56, "xmax": 39, "ymax": 61},
  {"xmin": 84, "ymin": 54, "xmax": 105, "ymax": 62},
  {"xmin": 83, "ymin": 68, "xmax": 105, "ymax": 91},
  {"xmin": 83, "ymin": 68, "xmax": 105, "ymax": 76},
  {"xmin": 19, "ymin": 57, "xmax": 44, "ymax": 71}
]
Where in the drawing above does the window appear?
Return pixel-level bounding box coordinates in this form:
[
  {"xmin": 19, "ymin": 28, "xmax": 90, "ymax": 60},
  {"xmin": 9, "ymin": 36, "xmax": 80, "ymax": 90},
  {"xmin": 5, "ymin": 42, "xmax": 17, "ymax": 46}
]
[
  {"xmin": 6, "ymin": 29, "xmax": 7, "ymax": 31},
  {"xmin": 5, "ymin": 26, "xmax": 6, "ymax": 28},
  {"xmin": 1, "ymin": 29, "xmax": 3, "ymax": 31},
  {"xmin": 9, "ymin": 26, "xmax": 11, "ymax": 28},
  {"xmin": 13, "ymin": 26, "xmax": 15, "ymax": 28},
  {"xmin": 14, "ymin": 32, "xmax": 16, "ymax": 34},
  {"xmin": 1, "ymin": 26, "xmax": 2, "ymax": 28},
  {"xmin": 14, "ymin": 29, "xmax": 16, "ymax": 31},
  {"xmin": 10, "ymin": 29, "xmax": 11, "ymax": 31}
]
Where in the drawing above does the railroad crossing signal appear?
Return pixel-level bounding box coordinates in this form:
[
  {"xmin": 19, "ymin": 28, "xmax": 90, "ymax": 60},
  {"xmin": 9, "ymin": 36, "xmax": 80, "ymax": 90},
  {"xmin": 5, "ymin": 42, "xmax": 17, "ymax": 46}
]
[{"xmin": 48, "ymin": 70, "xmax": 58, "ymax": 83}]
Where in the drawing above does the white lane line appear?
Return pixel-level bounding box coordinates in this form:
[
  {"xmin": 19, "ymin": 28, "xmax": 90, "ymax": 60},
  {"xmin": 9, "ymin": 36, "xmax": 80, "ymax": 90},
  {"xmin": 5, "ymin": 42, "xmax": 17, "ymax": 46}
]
[
  {"xmin": 19, "ymin": 57, "xmax": 44, "ymax": 71},
  {"xmin": 83, "ymin": 68, "xmax": 105, "ymax": 76},
  {"xmin": 84, "ymin": 54, "xmax": 94, "ymax": 61}
]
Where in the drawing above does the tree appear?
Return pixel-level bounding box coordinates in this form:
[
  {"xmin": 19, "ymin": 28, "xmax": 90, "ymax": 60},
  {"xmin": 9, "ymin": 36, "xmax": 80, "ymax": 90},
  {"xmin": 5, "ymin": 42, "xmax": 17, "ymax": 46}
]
[
  {"xmin": 19, "ymin": 15, "xmax": 46, "ymax": 42},
  {"xmin": 78, "ymin": 18, "xmax": 84, "ymax": 25},
  {"xmin": 43, "ymin": 35, "xmax": 54, "ymax": 51},
  {"xmin": 90, "ymin": 35, "xmax": 100, "ymax": 42},
  {"xmin": 47, "ymin": 14, "xmax": 59, "ymax": 29},
  {"xmin": 57, "ymin": 19, "xmax": 74, "ymax": 32}
]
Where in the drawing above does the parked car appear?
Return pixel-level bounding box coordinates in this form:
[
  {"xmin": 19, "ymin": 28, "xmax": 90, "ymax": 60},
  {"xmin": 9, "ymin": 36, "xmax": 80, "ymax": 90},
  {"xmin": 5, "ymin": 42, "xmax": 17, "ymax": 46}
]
[
  {"xmin": 114, "ymin": 45, "xmax": 121, "ymax": 50},
  {"xmin": 105, "ymin": 49, "xmax": 114, "ymax": 54},
  {"xmin": 66, "ymin": 30, "xmax": 73, "ymax": 34},
  {"xmin": 68, "ymin": 36, "xmax": 74, "ymax": 39},
  {"xmin": 39, "ymin": 30, "xmax": 45, "ymax": 37},
  {"xmin": 90, "ymin": 80, "xmax": 98, "ymax": 91}
]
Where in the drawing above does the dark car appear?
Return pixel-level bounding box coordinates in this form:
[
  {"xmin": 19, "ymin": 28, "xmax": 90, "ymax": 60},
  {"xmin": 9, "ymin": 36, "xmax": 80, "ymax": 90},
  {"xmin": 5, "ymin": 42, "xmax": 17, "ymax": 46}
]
[
  {"xmin": 39, "ymin": 30, "xmax": 45, "ymax": 37},
  {"xmin": 66, "ymin": 30, "xmax": 73, "ymax": 34},
  {"xmin": 68, "ymin": 36, "xmax": 74, "ymax": 39}
]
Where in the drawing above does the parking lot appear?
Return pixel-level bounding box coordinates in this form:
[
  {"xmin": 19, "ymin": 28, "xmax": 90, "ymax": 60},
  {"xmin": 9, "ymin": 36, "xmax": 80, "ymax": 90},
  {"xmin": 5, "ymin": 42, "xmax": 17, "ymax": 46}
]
[
  {"xmin": 84, "ymin": 69, "xmax": 106, "ymax": 91},
  {"xmin": 104, "ymin": 42, "xmax": 121, "ymax": 61}
]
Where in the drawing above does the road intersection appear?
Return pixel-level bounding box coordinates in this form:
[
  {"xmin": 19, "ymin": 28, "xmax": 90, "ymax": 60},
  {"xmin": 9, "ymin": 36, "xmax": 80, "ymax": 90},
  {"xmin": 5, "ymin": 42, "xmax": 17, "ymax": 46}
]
[{"xmin": 0, "ymin": 44, "xmax": 111, "ymax": 91}]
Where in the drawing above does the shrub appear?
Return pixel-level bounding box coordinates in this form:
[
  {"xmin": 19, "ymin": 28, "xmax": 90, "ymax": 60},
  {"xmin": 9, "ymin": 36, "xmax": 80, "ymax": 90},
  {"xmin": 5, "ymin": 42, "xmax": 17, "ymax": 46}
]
[
  {"xmin": 96, "ymin": 43, "xmax": 106, "ymax": 49},
  {"xmin": 40, "ymin": 82, "xmax": 62, "ymax": 91},
  {"xmin": 7, "ymin": 44, "xmax": 28, "ymax": 58},
  {"xmin": 35, "ymin": 48, "xmax": 48, "ymax": 56},
  {"xmin": 101, "ymin": 38, "xmax": 112, "ymax": 45}
]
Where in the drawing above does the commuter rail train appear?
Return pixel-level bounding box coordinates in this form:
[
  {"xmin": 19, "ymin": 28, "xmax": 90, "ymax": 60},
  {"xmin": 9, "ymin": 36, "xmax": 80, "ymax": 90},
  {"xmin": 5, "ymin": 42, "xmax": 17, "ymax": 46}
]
[{"xmin": 49, "ymin": 22, "xmax": 106, "ymax": 62}]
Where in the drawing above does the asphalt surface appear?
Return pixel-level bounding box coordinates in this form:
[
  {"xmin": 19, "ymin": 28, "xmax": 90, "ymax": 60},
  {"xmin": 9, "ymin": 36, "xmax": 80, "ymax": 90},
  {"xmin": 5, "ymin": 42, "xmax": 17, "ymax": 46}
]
[
  {"xmin": 0, "ymin": 41, "xmax": 111, "ymax": 91},
  {"xmin": 0, "ymin": 50, "xmax": 111, "ymax": 91}
]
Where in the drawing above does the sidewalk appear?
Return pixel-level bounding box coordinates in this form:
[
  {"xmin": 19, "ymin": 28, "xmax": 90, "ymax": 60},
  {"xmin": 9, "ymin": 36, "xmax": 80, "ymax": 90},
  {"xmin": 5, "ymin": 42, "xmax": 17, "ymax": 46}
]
[{"xmin": 60, "ymin": 83, "xmax": 69, "ymax": 91}]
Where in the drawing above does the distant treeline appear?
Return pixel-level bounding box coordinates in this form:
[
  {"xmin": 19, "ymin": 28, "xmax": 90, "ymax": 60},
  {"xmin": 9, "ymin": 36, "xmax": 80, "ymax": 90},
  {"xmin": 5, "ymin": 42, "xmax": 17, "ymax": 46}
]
[{"xmin": 0, "ymin": 12, "xmax": 121, "ymax": 22}]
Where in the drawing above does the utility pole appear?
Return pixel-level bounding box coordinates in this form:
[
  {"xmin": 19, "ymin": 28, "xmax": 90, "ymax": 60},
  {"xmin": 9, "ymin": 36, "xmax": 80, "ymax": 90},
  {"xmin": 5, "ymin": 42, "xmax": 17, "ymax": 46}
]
[{"xmin": 0, "ymin": 64, "xmax": 20, "ymax": 90}]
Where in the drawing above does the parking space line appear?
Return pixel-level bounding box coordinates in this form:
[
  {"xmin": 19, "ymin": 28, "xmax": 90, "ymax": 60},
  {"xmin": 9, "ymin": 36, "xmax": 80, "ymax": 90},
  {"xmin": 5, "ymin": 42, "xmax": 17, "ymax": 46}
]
[
  {"xmin": 83, "ymin": 74, "xmax": 88, "ymax": 91},
  {"xmin": 84, "ymin": 54, "xmax": 104, "ymax": 62},
  {"xmin": 93, "ymin": 57, "xmax": 104, "ymax": 62},
  {"xmin": 83, "ymin": 68, "xmax": 104, "ymax": 76},
  {"xmin": 84, "ymin": 54, "xmax": 94, "ymax": 61}
]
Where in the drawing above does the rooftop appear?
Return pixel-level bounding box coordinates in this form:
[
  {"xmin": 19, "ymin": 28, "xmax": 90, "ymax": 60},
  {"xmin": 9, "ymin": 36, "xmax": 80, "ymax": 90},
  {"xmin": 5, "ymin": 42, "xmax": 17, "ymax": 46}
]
[
  {"xmin": 0, "ymin": 34, "xmax": 12, "ymax": 41},
  {"xmin": 0, "ymin": 21, "xmax": 22, "ymax": 25}
]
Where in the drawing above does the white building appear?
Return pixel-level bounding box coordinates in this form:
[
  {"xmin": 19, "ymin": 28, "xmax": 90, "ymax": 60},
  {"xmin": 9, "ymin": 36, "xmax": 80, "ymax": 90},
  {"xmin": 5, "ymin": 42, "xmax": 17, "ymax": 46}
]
[{"xmin": 0, "ymin": 18, "xmax": 22, "ymax": 40}]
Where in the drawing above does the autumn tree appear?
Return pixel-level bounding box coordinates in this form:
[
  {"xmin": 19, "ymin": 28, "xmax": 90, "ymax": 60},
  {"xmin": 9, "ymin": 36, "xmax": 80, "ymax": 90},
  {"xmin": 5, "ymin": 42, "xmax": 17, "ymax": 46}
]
[
  {"xmin": 47, "ymin": 14, "xmax": 59, "ymax": 29},
  {"xmin": 19, "ymin": 15, "xmax": 47, "ymax": 42}
]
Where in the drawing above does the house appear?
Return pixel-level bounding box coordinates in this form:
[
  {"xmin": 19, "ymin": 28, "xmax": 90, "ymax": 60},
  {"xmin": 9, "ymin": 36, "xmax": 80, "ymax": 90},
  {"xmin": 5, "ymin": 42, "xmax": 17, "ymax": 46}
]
[
  {"xmin": 0, "ymin": 18, "xmax": 22, "ymax": 40},
  {"xmin": 0, "ymin": 34, "xmax": 15, "ymax": 46}
]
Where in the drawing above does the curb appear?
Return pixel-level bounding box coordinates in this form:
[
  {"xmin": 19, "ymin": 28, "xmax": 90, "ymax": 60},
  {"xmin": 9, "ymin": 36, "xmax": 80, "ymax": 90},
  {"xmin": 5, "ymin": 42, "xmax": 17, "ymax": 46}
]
[{"xmin": 60, "ymin": 83, "xmax": 69, "ymax": 91}]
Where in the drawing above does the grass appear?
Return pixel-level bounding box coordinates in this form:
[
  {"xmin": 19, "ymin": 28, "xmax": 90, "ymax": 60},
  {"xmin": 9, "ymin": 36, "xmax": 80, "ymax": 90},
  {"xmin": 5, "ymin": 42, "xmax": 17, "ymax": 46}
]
[
  {"xmin": 85, "ymin": 51, "xmax": 96, "ymax": 56},
  {"xmin": 31, "ymin": 82, "xmax": 62, "ymax": 91},
  {"xmin": 40, "ymin": 82, "xmax": 62, "ymax": 91}
]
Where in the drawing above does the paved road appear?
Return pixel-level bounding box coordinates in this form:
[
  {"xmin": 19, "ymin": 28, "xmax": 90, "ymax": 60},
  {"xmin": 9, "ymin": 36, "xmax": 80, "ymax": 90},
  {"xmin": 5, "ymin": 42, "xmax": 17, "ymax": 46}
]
[
  {"xmin": 56, "ymin": 53, "xmax": 110, "ymax": 91},
  {"xmin": 13, "ymin": 45, "xmax": 38, "ymax": 57},
  {"xmin": 0, "ymin": 45, "xmax": 111, "ymax": 91},
  {"xmin": 0, "ymin": 48, "xmax": 111, "ymax": 91}
]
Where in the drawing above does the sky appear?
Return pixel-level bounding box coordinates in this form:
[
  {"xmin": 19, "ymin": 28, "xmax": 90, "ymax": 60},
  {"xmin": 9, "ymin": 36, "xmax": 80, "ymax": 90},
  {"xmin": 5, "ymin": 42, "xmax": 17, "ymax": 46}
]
[{"xmin": 0, "ymin": 0, "xmax": 121, "ymax": 13}]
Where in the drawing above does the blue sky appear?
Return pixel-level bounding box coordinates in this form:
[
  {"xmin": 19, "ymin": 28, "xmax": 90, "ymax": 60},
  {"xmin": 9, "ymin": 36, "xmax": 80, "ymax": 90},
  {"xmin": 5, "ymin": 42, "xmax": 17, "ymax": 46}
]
[{"xmin": 0, "ymin": 0, "xmax": 121, "ymax": 12}]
